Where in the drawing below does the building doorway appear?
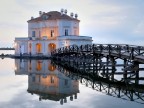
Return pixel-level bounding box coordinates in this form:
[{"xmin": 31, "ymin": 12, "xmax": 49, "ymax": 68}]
[
  {"xmin": 36, "ymin": 43, "xmax": 42, "ymax": 54},
  {"xmin": 48, "ymin": 43, "xmax": 56, "ymax": 52},
  {"xmin": 20, "ymin": 44, "xmax": 25, "ymax": 54},
  {"xmin": 48, "ymin": 64, "xmax": 56, "ymax": 71}
]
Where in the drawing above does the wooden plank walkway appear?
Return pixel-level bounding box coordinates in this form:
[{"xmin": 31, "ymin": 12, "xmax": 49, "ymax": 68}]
[{"xmin": 51, "ymin": 44, "xmax": 144, "ymax": 63}]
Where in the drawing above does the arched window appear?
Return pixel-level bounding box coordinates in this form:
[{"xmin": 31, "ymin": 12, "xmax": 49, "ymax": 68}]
[
  {"xmin": 36, "ymin": 60, "xmax": 42, "ymax": 71},
  {"xmin": 48, "ymin": 64, "xmax": 56, "ymax": 71},
  {"xmin": 48, "ymin": 43, "xmax": 56, "ymax": 52},
  {"xmin": 36, "ymin": 43, "xmax": 42, "ymax": 53}
]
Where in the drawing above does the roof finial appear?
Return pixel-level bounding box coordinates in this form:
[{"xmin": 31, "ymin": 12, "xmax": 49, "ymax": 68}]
[
  {"xmin": 70, "ymin": 12, "xmax": 74, "ymax": 17},
  {"xmin": 64, "ymin": 9, "xmax": 67, "ymax": 14},
  {"xmin": 75, "ymin": 14, "xmax": 78, "ymax": 19},
  {"xmin": 61, "ymin": 8, "xmax": 64, "ymax": 15},
  {"xmin": 39, "ymin": 11, "xmax": 42, "ymax": 16},
  {"xmin": 31, "ymin": 16, "xmax": 34, "ymax": 20}
]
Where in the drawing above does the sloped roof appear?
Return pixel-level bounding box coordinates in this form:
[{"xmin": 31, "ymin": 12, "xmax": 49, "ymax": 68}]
[
  {"xmin": 27, "ymin": 89, "xmax": 74, "ymax": 101},
  {"xmin": 27, "ymin": 11, "xmax": 80, "ymax": 23}
]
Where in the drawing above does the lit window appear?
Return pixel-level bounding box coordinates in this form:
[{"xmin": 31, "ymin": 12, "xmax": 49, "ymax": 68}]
[
  {"xmin": 36, "ymin": 60, "xmax": 42, "ymax": 71},
  {"xmin": 48, "ymin": 65, "xmax": 56, "ymax": 71},
  {"xmin": 36, "ymin": 43, "xmax": 42, "ymax": 53},
  {"xmin": 50, "ymin": 76, "xmax": 54, "ymax": 83},
  {"xmin": 51, "ymin": 30, "xmax": 54, "ymax": 37}
]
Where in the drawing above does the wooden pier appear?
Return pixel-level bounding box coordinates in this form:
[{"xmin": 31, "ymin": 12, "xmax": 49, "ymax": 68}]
[
  {"xmin": 51, "ymin": 44, "xmax": 144, "ymax": 72},
  {"xmin": 51, "ymin": 44, "xmax": 144, "ymax": 104}
]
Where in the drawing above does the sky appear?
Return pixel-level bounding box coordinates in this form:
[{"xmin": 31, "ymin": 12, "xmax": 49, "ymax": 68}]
[{"xmin": 0, "ymin": 0, "xmax": 144, "ymax": 47}]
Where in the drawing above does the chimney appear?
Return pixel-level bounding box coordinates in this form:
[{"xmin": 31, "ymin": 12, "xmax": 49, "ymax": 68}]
[
  {"xmin": 31, "ymin": 16, "xmax": 34, "ymax": 20},
  {"xmin": 61, "ymin": 8, "xmax": 64, "ymax": 15},
  {"xmin": 75, "ymin": 14, "xmax": 78, "ymax": 19},
  {"xmin": 64, "ymin": 9, "xmax": 67, "ymax": 14},
  {"xmin": 70, "ymin": 12, "xmax": 74, "ymax": 17},
  {"xmin": 39, "ymin": 11, "xmax": 42, "ymax": 16}
]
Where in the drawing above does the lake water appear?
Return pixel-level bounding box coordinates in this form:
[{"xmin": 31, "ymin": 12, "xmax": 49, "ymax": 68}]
[
  {"xmin": 0, "ymin": 51, "xmax": 144, "ymax": 108},
  {"xmin": 0, "ymin": 50, "xmax": 14, "ymax": 55}
]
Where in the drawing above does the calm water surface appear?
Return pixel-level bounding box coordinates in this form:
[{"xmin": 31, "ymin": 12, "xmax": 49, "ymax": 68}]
[{"xmin": 0, "ymin": 52, "xmax": 144, "ymax": 108}]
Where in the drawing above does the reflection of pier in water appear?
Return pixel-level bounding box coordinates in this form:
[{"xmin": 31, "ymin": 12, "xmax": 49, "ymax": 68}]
[
  {"xmin": 51, "ymin": 53, "xmax": 144, "ymax": 104},
  {"xmin": 54, "ymin": 62, "xmax": 144, "ymax": 104},
  {"xmin": 14, "ymin": 58, "xmax": 144, "ymax": 104},
  {"xmin": 15, "ymin": 59, "xmax": 79, "ymax": 105}
]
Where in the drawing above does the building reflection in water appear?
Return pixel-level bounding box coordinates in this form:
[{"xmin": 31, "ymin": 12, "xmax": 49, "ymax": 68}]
[{"xmin": 15, "ymin": 59, "xmax": 79, "ymax": 105}]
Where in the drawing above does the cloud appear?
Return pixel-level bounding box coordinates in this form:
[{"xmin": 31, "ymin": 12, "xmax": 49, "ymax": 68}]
[
  {"xmin": 78, "ymin": 0, "xmax": 144, "ymax": 45},
  {"xmin": 133, "ymin": 19, "xmax": 144, "ymax": 35},
  {"xmin": 0, "ymin": 0, "xmax": 144, "ymax": 46},
  {"xmin": 0, "ymin": 81, "xmax": 144, "ymax": 108}
]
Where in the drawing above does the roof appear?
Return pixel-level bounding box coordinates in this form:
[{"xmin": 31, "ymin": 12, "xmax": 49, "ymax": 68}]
[
  {"xmin": 27, "ymin": 89, "xmax": 75, "ymax": 101},
  {"xmin": 27, "ymin": 11, "xmax": 80, "ymax": 23}
]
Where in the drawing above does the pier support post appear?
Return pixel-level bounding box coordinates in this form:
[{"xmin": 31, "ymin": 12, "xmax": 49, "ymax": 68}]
[{"xmin": 123, "ymin": 59, "xmax": 127, "ymax": 80}]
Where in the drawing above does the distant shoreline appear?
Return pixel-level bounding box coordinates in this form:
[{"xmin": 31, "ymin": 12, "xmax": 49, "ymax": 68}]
[{"xmin": 0, "ymin": 48, "xmax": 14, "ymax": 50}]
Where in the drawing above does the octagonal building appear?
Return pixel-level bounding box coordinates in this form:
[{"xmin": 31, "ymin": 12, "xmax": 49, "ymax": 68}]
[{"xmin": 15, "ymin": 9, "xmax": 92, "ymax": 57}]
